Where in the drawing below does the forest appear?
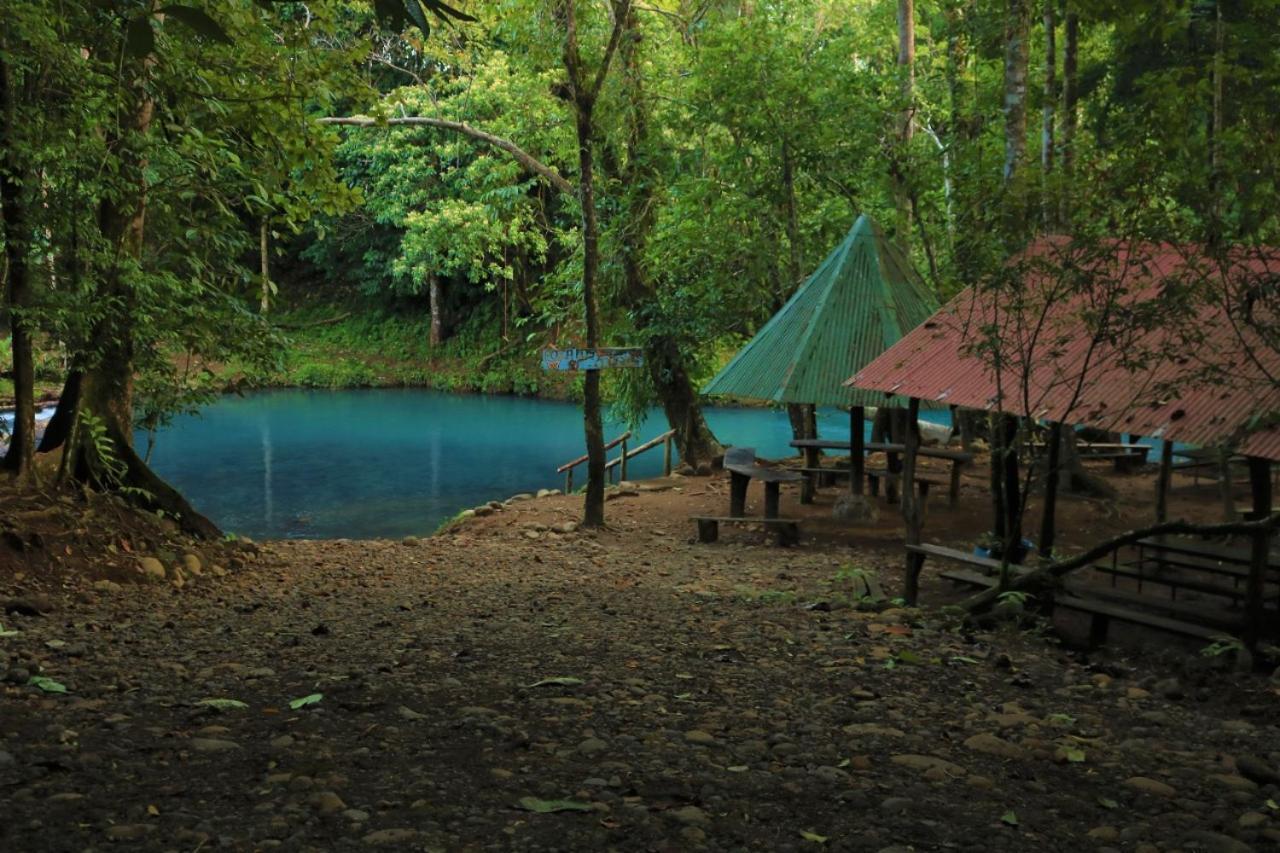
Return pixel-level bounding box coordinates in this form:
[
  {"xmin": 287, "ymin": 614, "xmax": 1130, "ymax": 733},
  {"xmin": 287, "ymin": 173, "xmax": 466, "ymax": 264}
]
[
  {"xmin": 4, "ymin": 0, "xmax": 1278, "ymax": 533},
  {"xmin": 4, "ymin": 3, "xmax": 1280, "ymax": 851}
]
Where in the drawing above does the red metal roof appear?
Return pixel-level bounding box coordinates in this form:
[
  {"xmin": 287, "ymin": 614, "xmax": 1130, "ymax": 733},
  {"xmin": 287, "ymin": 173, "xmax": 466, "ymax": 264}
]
[{"xmin": 846, "ymin": 238, "xmax": 1280, "ymax": 461}]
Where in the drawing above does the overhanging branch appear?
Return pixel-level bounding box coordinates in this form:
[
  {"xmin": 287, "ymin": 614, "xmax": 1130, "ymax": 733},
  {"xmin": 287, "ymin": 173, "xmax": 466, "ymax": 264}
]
[{"xmin": 318, "ymin": 116, "xmax": 574, "ymax": 197}]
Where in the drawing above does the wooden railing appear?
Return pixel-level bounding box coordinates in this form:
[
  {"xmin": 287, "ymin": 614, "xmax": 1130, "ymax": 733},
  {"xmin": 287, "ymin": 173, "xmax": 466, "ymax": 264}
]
[{"xmin": 556, "ymin": 428, "xmax": 676, "ymax": 493}]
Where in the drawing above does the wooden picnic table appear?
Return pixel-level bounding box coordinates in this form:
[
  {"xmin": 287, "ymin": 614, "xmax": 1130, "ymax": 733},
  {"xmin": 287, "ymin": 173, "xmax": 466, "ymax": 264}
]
[
  {"xmin": 788, "ymin": 439, "xmax": 972, "ymax": 506},
  {"xmin": 693, "ymin": 447, "xmax": 803, "ymax": 546}
]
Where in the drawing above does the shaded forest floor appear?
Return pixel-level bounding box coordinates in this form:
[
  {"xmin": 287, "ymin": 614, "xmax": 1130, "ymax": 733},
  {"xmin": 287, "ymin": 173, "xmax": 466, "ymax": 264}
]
[{"xmin": 1, "ymin": 464, "xmax": 1279, "ymax": 852}]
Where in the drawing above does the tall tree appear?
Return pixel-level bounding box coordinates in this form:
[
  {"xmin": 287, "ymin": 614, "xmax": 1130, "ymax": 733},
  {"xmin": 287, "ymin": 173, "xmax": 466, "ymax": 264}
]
[
  {"xmin": 1002, "ymin": 0, "xmax": 1032, "ymax": 188},
  {"xmin": 560, "ymin": 0, "xmax": 630, "ymax": 527}
]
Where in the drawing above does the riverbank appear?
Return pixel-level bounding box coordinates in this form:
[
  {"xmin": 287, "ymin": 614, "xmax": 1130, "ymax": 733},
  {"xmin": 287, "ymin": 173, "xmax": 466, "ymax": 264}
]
[{"xmin": 0, "ymin": 468, "xmax": 1277, "ymax": 852}]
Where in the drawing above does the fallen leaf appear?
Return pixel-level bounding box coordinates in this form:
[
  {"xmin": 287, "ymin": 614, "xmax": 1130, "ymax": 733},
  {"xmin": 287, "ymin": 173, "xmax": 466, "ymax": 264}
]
[
  {"xmin": 197, "ymin": 698, "xmax": 249, "ymax": 711},
  {"xmin": 800, "ymin": 829, "xmax": 829, "ymax": 843},
  {"xmin": 1001, "ymin": 810, "xmax": 1019, "ymax": 827},
  {"xmin": 288, "ymin": 693, "xmax": 323, "ymax": 710},
  {"xmin": 1097, "ymin": 797, "xmax": 1118, "ymax": 809},
  {"xmin": 515, "ymin": 797, "xmax": 593, "ymax": 814},
  {"xmin": 527, "ymin": 677, "xmax": 584, "ymax": 688},
  {"xmin": 0, "ymin": 623, "xmax": 19, "ymax": 638},
  {"xmin": 28, "ymin": 676, "xmax": 68, "ymax": 694}
]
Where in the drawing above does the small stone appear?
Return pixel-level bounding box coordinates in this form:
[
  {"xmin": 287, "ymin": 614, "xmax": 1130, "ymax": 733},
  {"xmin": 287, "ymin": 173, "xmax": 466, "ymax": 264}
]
[
  {"xmin": 670, "ymin": 806, "xmax": 709, "ymax": 826},
  {"xmin": 343, "ymin": 809, "xmax": 369, "ymax": 823},
  {"xmin": 1239, "ymin": 812, "xmax": 1268, "ymax": 829},
  {"xmin": 684, "ymin": 730, "xmax": 717, "ymax": 746},
  {"xmin": 311, "ymin": 791, "xmax": 346, "ymax": 814},
  {"xmin": 1236, "ymin": 755, "xmax": 1280, "ymax": 786},
  {"xmin": 190, "ymin": 737, "xmax": 240, "ymax": 753},
  {"xmin": 490, "ymin": 768, "xmax": 514, "ymax": 781},
  {"xmin": 1126, "ymin": 687, "xmax": 1150, "ymax": 700},
  {"xmin": 1087, "ymin": 826, "xmax": 1120, "ymax": 842},
  {"xmin": 523, "ymin": 530, "xmax": 541, "ymax": 540},
  {"xmin": 551, "ymin": 521, "xmax": 578, "ymax": 535},
  {"xmin": 1153, "ymin": 677, "xmax": 1183, "ymax": 699},
  {"xmin": 890, "ymin": 755, "xmax": 966, "ymax": 777},
  {"xmin": 270, "ymin": 735, "xmax": 294, "ymax": 749},
  {"xmin": 578, "ymin": 737, "xmax": 608, "ymax": 756},
  {"xmin": 105, "ymin": 824, "xmax": 153, "ymax": 842},
  {"xmin": 397, "ymin": 706, "xmax": 427, "ymax": 721},
  {"xmin": 93, "ymin": 579, "xmax": 124, "ymax": 594},
  {"xmin": 679, "ymin": 826, "xmax": 707, "ymax": 844},
  {"xmin": 473, "ymin": 506, "xmax": 494, "ymax": 517},
  {"xmin": 182, "ymin": 553, "xmax": 203, "ymax": 575},
  {"xmin": 401, "ymin": 536, "xmax": 420, "ymax": 547},
  {"xmin": 0, "ymin": 751, "xmax": 13, "ymax": 766},
  {"xmin": 1124, "ymin": 776, "xmax": 1177, "ymax": 798},
  {"xmin": 363, "ymin": 828, "xmax": 419, "ymax": 845},
  {"xmin": 1208, "ymin": 774, "xmax": 1258, "ymax": 791},
  {"xmin": 508, "ymin": 493, "xmax": 534, "ymax": 502},
  {"xmin": 1181, "ymin": 829, "xmax": 1254, "ymax": 853},
  {"xmin": 963, "ymin": 732, "xmax": 1028, "ymax": 761},
  {"xmin": 137, "ymin": 557, "xmax": 166, "ymax": 581}
]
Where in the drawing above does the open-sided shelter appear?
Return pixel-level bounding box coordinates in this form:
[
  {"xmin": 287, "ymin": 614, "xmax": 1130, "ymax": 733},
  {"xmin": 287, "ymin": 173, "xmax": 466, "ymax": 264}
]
[
  {"xmin": 702, "ymin": 214, "xmax": 938, "ymax": 496},
  {"xmin": 845, "ymin": 236, "xmax": 1280, "ymax": 645}
]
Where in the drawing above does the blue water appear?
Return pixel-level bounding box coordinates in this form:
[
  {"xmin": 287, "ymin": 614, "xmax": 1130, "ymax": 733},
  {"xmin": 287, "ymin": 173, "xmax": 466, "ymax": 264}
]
[{"xmin": 137, "ymin": 389, "xmax": 948, "ymax": 541}]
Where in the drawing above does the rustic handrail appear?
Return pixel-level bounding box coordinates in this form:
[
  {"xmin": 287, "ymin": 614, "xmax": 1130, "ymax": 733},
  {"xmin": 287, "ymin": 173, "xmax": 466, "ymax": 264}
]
[
  {"xmin": 557, "ymin": 428, "xmax": 676, "ymax": 492},
  {"xmin": 557, "ymin": 431, "xmax": 631, "ymax": 474}
]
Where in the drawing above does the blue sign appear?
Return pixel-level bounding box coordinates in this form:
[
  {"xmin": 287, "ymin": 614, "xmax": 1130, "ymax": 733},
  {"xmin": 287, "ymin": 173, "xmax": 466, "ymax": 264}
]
[{"xmin": 541, "ymin": 347, "xmax": 645, "ymax": 371}]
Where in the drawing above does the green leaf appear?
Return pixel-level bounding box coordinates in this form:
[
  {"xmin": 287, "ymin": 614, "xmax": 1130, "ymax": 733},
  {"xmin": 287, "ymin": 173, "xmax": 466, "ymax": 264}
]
[
  {"xmin": 372, "ymin": 0, "xmax": 408, "ymax": 28},
  {"xmin": 401, "ymin": 0, "xmax": 431, "ymax": 38},
  {"xmin": 1098, "ymin": 797, "xmax": 1119, "ymax": 809},
  {"xmin": 422, "ymin": 0, "xmax": 477, "ymax": 22},
  {"xmin": 526, "ymin": 676, "xmax": 584, "ymax": 688},
  {"xmin": 0, "ymin": 623, "xmax": 19, "ymax": 637},
  {"xmin": 28, "ymin": 676, "xmax": 68, "ymax": 694},
  {"xmin": 896, "ymin": 650, "xmax": 923, "ymax": 665},
  {"xmin": 949, "ymin": 655, "xmax": 979, "ymax": 664},
  {"xmin": 515, "ymin": 797, "xmax": 593, "ymax": 813},
  {"xmin": 159, "ymin": 6, "xmax": 232, "ymax": 44},
  {"xmin": 288, "ymin": 693, "xmax": 323, "ymax": 710},
  {"xmin": 198, "ymin": 698, "xmax": 249, "ymax": 711},
  {"xmin": 124, "ymin": 14, "xmax": 155, "ymax": 58},
  {"xmin": 1065, "ymin": 748, "xmax": 1086, "ymax": 763},
  {"xmin": 799, "ymin": 829, "xmax": 829, "ymax": 843},
  {"xmin": 1266, "ymin": 799, "xmax": 1278, "ymax": 811},
  {"xmin": 1000, "ymin": 810, "xmax": 1019, "ymax": 827}
]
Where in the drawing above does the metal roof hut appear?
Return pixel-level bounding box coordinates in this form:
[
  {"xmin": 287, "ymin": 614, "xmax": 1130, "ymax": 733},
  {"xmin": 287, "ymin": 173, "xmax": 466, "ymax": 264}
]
[
  {"xmin": 844, "ymin": 237, "xmax": 1280, "ymax": 646},
  {"xmin": 702, "ymin": 214, "xmax": 939, "ymax": 499}
]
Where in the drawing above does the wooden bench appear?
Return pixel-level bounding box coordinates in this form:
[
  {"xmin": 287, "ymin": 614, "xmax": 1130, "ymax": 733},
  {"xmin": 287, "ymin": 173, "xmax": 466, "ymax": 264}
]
[
  {"xmin": 1092, "ymin": 562, "xmax": 1255, "ymax": 604},
  {"xmin": 906, "ymin": 543, "xmax": 1030, "ymax": 592},
  {"xmin": 867, "ymin": 468, "xmax": 944, "ymax": 507},
  {"xmin": 692, "ymin": 516, "xmax": 800, "ymax": 546},
  {"xmin": 1055, "ymin": 594, "xmax": 1225, "ymax": 645},
  {"xmin": 723, "ymin": 447, "xmax": 805, "ymax": 519}
]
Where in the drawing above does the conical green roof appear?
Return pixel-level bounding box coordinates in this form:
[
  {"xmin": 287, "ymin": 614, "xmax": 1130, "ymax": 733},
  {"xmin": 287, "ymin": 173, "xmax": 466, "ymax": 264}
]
[{"xmin": 702, "ymin": 215, "xmax": 938, "ymax": 407}]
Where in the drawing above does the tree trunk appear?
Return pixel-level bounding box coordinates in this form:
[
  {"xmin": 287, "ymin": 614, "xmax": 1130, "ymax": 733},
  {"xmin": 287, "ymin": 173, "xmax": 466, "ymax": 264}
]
[
  {"xmin": 1040, "ymin": 0, "xmax": 1055, "ymax": 228},
  {"xmin": 1058, "ymin": 3, "xmax": 1078, "ymax": 224},
  {"xmin": 902, "ymin": 397, "xmax": 925, "ymax": 603},
  {"xmin": 895, "ymin": 0, "xmax": 915, "ymax": 243},
  {"xmin": 561, "ymin": 0, "xmax": 630, "ymax": 527},
  {"xmin": 612, "ymin": 2, "xmax": 720, "ymax": 467},
  {"xmin": 63, "ymin": 31, "xmax": 220, "ymax": 538},
  {"xmin": 0, "ymin": 46, "xmax": 36, "ymax": 481},
  {"xmin": 1037, "ymin": 420, "xmax": 1061, "ymax": 558},
  {"xmin": 429, "ymin": 273, "xmax": 443, "ymax": 346},
  {"xmin": 1002, "ymin": 0, "xmax": 1032, "ymax": 187},
  {"xmin": 259, "ymin": 218, "xmax": 271, "ymax": 314}
]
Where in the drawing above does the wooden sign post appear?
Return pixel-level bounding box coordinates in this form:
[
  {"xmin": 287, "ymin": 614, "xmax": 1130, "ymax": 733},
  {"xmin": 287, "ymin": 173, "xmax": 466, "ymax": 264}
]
[{"xmin": 541, "ymin": 347, "xmax": 644, "ymax": 372}]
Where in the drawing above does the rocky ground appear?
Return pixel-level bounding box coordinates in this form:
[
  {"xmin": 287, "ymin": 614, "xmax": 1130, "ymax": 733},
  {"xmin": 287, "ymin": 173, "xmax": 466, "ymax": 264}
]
[{"xmin": 1, "ymin": 472, "xmax": 1279, "ymax": 852}]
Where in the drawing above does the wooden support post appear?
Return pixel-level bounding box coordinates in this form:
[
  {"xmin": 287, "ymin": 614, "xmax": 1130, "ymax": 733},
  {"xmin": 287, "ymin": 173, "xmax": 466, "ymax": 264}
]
[
  {"xmin": 696, "ymin": 518, "xmax": 719, "ymax": 543},
  {"xmin": 801, "ymin": 445, "xmax": 819, "ymax": 504},
  {"xmin": 1220, "ymin": 448, "xmax": 1237, "ymax": 520},
  {"xmin": 902, "ymin": 397, "xmax": 925, "ymax": 605},
  {"xmin": 764, "ymin": 482, "xmax": 781, "ymax": 520},
  {"xmin": 619, "ymin": 437, "xmax": 629, "ymax": 482},
  {"xmin": 729, "ymin": 471, "xmax": 749, "ymax": 518},
  {"xmin": 990, "ymin": 411, "xmax": 1006, "ymax": 543},
  {"xmin": 886, "ymin": 407, "xmax": 904, "ymax": 503},
  {"xmin": 566, "ymin": 468, "xmax": 574, "ymax": 493},
  {"xmin": 1038, "ymin": 421, "xmax": 1062, "ymax": 559},
  {"xmin": 1155, "ymin": 438, "xmax": 1174, "ymax": 523},
  {"xmin": 1246, "ymin": 456, "xmax": 1272, "ymax": 648},
  {"xmin": 850, "ymin": 405, "xmax": 865, "ymax": 495},
  {"xmin": 663, "ymin": 434, "xmax": 672, "ymax": 476},
  {"xmin": 1002, "ymin": 415, "xmax": 1022, "ymax": 557}
]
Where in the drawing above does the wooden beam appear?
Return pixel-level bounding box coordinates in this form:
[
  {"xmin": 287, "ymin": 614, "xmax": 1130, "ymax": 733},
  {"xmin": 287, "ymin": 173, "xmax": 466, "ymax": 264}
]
[
  {"xmin": 850, "ymin": 406, "xmax": 865, "ymax": 495},
  {"xmin": 1038, "ymin": 421, "xmax": 1062, "ymax": 559},
  {"xmin": 1155, "ymin": 438, "xmax": 1174, "ymax": 523},
  {"xmin": 902, "ymin": 397, "xmax": 925, "ymax": 604},
  {"xmin": 1246, "ymin": 456, "xmax": 1272, "ymax": 648}
]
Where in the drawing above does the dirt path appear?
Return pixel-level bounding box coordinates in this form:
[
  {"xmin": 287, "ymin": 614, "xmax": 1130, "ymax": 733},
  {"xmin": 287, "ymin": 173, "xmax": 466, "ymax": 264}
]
[{"xmin": 1, "ymin": 476, "xmax": 1279, "ymax": 852}]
